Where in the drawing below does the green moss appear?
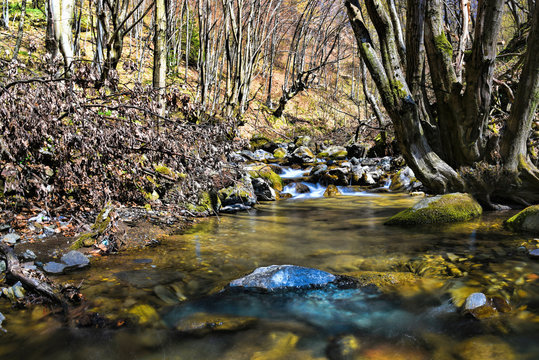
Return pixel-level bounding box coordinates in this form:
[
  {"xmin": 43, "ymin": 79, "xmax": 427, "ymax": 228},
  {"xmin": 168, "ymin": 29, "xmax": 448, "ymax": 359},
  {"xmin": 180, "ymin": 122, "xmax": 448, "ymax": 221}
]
[
  {"xmin": 392, "ymin": 80, "xmax": 408, "ymax": 99},
  {"xmin": 250, "ymin": 135, "xmax": 270, "ymax": 150},
  {"xmin": 273, "ymin": 148, "xmax": 286, "ymax": 159},
  {"xmin": 154, "ymin": 164, "xmax": 174, "ymax": 176},
  {"xmin": 248, "ymin": 165, "xmax": 283, "ymax": 191},
  {"xmin": 504, "ymin": 205, "xmax": 539, "ymax": 233},
  {"xmin": 434, "ymin": 33, "xmax": 453, "ymax": 57},
  {"xmin": 72, "ymin": 203, "xmax": 113, "ymax": 249},
  {"xmin": 323, "ymin": 185, "xmax": 341, "ymax": 197},
  {"xmin": 385, "ymin": 193, "xmax": 482, "ymax": 225}
]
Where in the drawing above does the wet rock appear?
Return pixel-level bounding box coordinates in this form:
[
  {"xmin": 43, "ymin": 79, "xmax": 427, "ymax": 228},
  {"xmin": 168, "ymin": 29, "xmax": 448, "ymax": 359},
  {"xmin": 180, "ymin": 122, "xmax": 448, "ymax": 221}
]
[
  {"xmin": 324, "ymin": 185, "xmax": 341, "ymax": 197},
  {"xmin": 505, "ymin": 205, "xmax": 539, "ymax": 234},
  {"xmin": 228, "ymin": 265, "xmax": 336, "ymax": 291},
  {"xmin": 154, "ymin": 284, "xmax": 186, "ymax": 304},
  {"xmin": 73, "ymin": 202, "xmax": 116, "ymax": 248},
  {"xmin": 389, "ymin": 166, "xmax": 421, "ymax": 192},
  {"xmin": 218, "ymin": 177, "xmax": 257, "ymax": 207},
  {"xmin": 248, "ymin": 165, "xmax": 284, "ymax": 191},
  {"xmin": 343, "ymin": 271, "xmax": 419, "ymax": 293},
  {"xmin": 294, "ymin": 182, "xmax": 311, "ymax": 194},
  {"xmin": 21, "ymin": 249, "xmax": 37, "ymax": 261},
  {"xmin": 325, "ymin": 168, "xmax": 350, "ymax": 186},
  {"xmin": 2, "ymin": 233, "xmax": 20, "ymax": 245},
  {"xmin": 0, "ymin": 260, "xmax": 5, "ymax": 273},
  {"xmin": 252, "ymin": 178, "xmax": 276, "ymax": 201},
  {"xmin": 188, "ymin": 190, "xmax": 221, "ymax": 214},
  {"xmin": 0, "ymin": 312, "xmax": 4, "ymax": 331},
  {"xmin": 61, "ymin": 251, "xmax": 90, "ymax": 269},
  {"xmin": 529, "ymin": 248, "xmax": 539, "ymax": 259},
  {"xmin": 175, "ymin": 313, "xmax": 257, "ymax": 335},
  {"xmin": 128, "ymin": 304, "xmax": 159, "ymax": 325},
  {"xmin": 220, "ymin": 204, "xmax": 252, "ymax": 213},
  {"xmin": 228, "ymin": 152, "xmax": 246, "ymax": 163},
  {"xmin": 309, "ymin": 164, "xmax": 328, "ymax": 182},
  {"xmin": 326, "ymin": 334, "xmax": 361, "ymax": 360},
  {"xmin": 318, "ymin": 146, "xmax": 347, "ymax": 160},
  {"xmin": 289, "ymin": 146, "xmax": 315, "ymax": 164},
  {"xmin": 43, "ymin": 262, "xmax": 67, "ymax": 274},
  {"xmin": 253, "ymin": 149, "xmax": 274, "ymax": 161},
  {"xmin": 457, "ymin": 336, "xmax": 516, "ymax": 360},
  {"xmin": 250, "ymin": 134, "xmax": 271, "ymax": 150},
  {"xmin": 360, "ymin": 172, "xmax": 376, "ymax": 186},
  {"xmin": 464, "ymin": 293, "xmax": 497, "ymax": 319},
  {"xmin": 385, "ymin": 193, "xmax": 482, "ymax": 225}
]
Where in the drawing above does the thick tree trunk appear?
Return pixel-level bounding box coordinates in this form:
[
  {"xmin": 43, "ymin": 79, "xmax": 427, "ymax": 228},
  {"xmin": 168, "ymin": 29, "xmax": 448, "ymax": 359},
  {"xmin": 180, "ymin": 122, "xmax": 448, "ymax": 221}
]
[
  {"xmin": 345, "ymin": 0, "xmax": 465, "ymax": 194},
  {"xmin": 501, "ymin": 3, "xmax": 539, "ymax": 171},
  {"xmin": 50, "ymin": 0, "xmax": 75, "ymax": 73}
]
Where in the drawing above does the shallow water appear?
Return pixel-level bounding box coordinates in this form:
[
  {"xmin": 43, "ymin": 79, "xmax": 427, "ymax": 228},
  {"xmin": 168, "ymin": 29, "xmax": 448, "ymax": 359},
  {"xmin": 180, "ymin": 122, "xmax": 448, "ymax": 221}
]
[{"xmin": 1, "ymin": 193, "xmax": 539, "ymax": 359}]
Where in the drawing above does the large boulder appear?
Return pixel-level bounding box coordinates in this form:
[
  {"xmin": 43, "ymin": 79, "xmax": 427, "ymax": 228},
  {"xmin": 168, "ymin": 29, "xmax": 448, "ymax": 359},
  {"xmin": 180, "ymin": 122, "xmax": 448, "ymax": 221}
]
[
  {"xmin": 228, "ymin": 265, "xmax": 336, "ymax": 291},
  {"xmin": 504, "ymin": 205, "xmax": 539, "ymax": 234},
  {"xmin": 385, "ymin": 193, "xmax": 482, "ymax": 225}
]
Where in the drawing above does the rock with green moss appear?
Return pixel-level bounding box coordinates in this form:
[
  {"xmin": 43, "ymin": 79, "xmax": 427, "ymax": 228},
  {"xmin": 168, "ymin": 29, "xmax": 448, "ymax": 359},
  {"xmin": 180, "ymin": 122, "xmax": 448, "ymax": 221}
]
[
  {"xmin": 187, "ymin": 191, "xmax": 221, "ymax": 214},
  {"xmin": 248, "ymin": 165, "xmax": 283, "ymax": 191},
  {"xmin": 250, "ymin": 135, "xmax": 270, "ymax": 150},
  {"xmin": 324, "ymin": 185, "xmax": 341, "ymax": 197},
  {"xmin": 389, "ymin": 166, "xmax": 421, "ymax": 192},
  {"xmin": 218, "ymin": 177, "xmax": 256, "ymax": 206},
  {"xmin": 294, "ymin": 135, "xmax": 312, "ymax": 148},
  {"xmin": 72, "ymin": 202, "xmax": 115, "ymax": 248},
  {"xmin": 385, "ymin": 193, "xmax": 482, "ymax": 225},
  {"xmin": 273, "ymin": 147, "xmax": 287, "ymax": 159},
  {"xmin": 318, "ymin": 146, "xmax": 347, "ymax": 160},
  {"xmin": 504, "ymin": 205, "xmax": 539, "ymax": 234}
]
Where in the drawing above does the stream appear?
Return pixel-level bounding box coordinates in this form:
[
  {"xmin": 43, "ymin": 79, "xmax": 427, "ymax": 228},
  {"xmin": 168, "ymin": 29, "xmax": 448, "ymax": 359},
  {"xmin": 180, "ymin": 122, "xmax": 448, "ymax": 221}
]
[{"xmin": 1, "ymin": 190, "xmax": 538, "ymax": 359}]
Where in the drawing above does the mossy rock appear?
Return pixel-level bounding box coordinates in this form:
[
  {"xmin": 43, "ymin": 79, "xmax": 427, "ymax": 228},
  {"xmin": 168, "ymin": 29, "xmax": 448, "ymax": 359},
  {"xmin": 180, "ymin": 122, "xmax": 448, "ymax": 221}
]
[
  {"xmin": 72, "ymin": 202, "xmax": 114, "ymax": 249},
  {"xmin": 248, "ymin": 165, "xmax": 283, "ymax": 192},
  {"xmin": 175, "ymin": 313, "xmax": 257, "ymax": 334},
  {"xmin": 504, "ymin": 205, "xmax": 539, "ymax": 234},
  {"xmin": 324, "ymin": 185, "xmax": 341, "ymax": 197},
  {"xmin": 273, "ymin": 147, "xmax": 287, "ymax": 159},
  {"xmin": 250, "ymin": 135, "xmax": 270, "ymax": 150},
  {"xmin": 188, "ymin": 191, "xmax": 221, "ymax": 214},
  {"xmin": 343, "ymin": 271, "xmax": 419, "ymax": 293},
  {"xmin": 317, "ymin": 146, "xmax": 347, "ymax": 160},
  {"xmin": 385, "ymin": 193, "xmax": 482, "ymax": 225},
  {"xmin": 218, "ymin": 178, "xmax": 256, "ymax": 206}
]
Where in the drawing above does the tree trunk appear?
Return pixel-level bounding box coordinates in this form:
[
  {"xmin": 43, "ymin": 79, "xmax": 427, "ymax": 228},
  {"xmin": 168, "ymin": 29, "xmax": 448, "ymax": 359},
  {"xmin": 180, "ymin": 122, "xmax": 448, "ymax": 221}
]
[
  {"xmin": 50, "ymin": 0, "xmax": 74, "ymax": 73},
  {"xmin": 153, "ymin": 0, "xmax": 167, "ymax": 116},
  {"xmin": 501, "ymin": 3, "xmax": 539, "ymax": 171},
  {"xmin": 12, "ymin": 0, "xmax": 27, "ymax": 61}
]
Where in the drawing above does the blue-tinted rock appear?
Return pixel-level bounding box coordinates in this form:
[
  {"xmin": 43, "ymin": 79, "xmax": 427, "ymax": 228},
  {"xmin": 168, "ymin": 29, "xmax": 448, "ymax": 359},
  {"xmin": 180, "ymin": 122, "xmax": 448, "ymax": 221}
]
[
  {"xmin": 22, "ymin": 249, "xmax": 37, "ymax": 261},
  {"xmin": 43, "ymin": 262, "xmax": 67, "ymax": 274},
  {"xmin": 228, "ymin": 265, "xmax": 336, "ymax": 291},
  {"xmin": 465, "ymin": 293, "xmax": 487, "ymax": 310},
  {"xmin": 529, "ymin": 249, "xmax": 539, "ymax": 259},
  {"xmin": 61, "ymin": 250, "xmax": 89, "ymax": 269}
]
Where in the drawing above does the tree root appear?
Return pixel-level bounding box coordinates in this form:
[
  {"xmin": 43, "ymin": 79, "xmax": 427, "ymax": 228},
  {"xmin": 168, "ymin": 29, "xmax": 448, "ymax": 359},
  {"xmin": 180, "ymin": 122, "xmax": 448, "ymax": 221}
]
[{"xmin": 0, "ymin": 244, "xmax": 67, "ymax": 308}]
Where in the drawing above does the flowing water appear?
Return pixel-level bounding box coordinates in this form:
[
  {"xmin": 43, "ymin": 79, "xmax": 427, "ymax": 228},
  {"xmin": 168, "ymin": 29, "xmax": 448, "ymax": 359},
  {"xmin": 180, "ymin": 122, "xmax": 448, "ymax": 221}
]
[{"xmin": 1, "ymin": 193, "xmax": 539, "ymax": 359}]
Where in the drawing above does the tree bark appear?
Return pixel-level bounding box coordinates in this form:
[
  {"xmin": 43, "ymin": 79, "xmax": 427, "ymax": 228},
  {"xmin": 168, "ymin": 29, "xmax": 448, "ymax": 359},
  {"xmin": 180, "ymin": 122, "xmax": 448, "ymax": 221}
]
[
  {"xmin": 50, "ymin": 0, "xmax": 75, "ymax": 73},
  {"xmin": 153, "ymin": 0, "xmax": 167, "ymax": 116},
  {"xmin": 12, "ymin": 0, "xmax": 27, "ymax": 61},
  {"xmin": 501, "ymin": 3, "xmax": 539, "ymax": 171}
]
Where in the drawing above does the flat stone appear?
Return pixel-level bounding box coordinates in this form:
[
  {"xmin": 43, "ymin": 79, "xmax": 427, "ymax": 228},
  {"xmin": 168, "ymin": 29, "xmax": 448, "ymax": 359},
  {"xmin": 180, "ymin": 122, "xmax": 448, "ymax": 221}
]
[
  {"xmin": 529, "ymin": 249, "xmax": 539, "ymax": 259},
  {"xmin": 2, "ymin": 233, "xmax": 20, "ymax": 244},
  {"xmin": 22, "ymin": 249, "xmax": 37, "ymax": 261},
  {"xmin": 43, "ymin": 262, "xmax": 67, "ymax": 274},
  {"xmin": 228, "ymin": 265, "xmax": 336, "ymax": 291},
  {"xmin": 61, "ymin": 250, "xmax": 90, "ymax": 269}
]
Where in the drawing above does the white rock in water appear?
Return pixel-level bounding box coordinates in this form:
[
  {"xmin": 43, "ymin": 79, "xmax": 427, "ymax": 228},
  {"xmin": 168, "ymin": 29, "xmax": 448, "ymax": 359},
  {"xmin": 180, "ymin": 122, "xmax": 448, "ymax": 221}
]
[{"xmin": 465, "ymin": 292, "xmax": 487, "ymax": 310}]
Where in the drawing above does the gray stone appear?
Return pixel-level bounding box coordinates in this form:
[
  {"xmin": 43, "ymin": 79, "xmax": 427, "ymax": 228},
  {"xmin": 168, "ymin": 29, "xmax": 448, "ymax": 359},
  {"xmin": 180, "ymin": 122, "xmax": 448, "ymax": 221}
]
[
  {"xmin": 464, "ymin": 293, "xmax": 488, "ymax": 311},
  {"xmin": 22, "ymin": 249, "xmax": 37, "ymax": 261},
  {"xmin": 2, "ymin": 233, "xmax": 20, "ymax": 244},
  {"xmin": 529, "ymin": 248, "xmax": 539, "ymax": 259},
  {"xmin": 61, "ymin": 251, "xmax": 90, "ymax": 269},
  {"xmin": 228, "ymin": 265, "xmax": 336, "ymax": 291},
  {"xmin": 0, "ymin": 311, "xmax": 5, "ymax": 330},
  {"xmin": 0, "ymin": 260, "xmax": 6, "ymax": 273},
  {"xmin": 43, "ymin": 262, "xmax": 67, "ymax": 274},
  {"xmin": 290, "ymin": 146, "xmax": 315, "ymax": 164}
]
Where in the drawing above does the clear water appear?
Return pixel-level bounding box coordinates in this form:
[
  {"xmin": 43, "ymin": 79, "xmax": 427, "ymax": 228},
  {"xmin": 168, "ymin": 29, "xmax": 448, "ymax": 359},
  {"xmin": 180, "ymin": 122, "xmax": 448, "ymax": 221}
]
[{"xmin": 1, "ymin": 194, "xmax": 538, "ymax": 359}]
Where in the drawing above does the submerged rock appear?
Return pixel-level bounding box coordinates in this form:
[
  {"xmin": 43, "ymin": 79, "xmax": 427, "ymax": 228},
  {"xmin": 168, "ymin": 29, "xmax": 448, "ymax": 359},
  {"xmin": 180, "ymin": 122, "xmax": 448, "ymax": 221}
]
[
  {"xmin": 43, "ymin": 262, "xmax": 67, "ymax": 274},
  {"xmin": 385, "ymin": 193, "xmax": 482, "ymax": 225},
  {"xmin": 228, "ymin": 265, "xmax": 336, "ymax": 291},
  {"xmin": 457, "ymin": 336, "xmax": 516, "ymax": 360},
  {"xmin": 2, "ymin": 281, "xmax": 25, "ymax": 302},
  {"xmin": 504, "ymin": 205, "xmax": 539, "ymax": 234},
  {"xmin": 220, "ymin": 204, "xmax": 252, "ymax": 213},
  {"xmin": 463, "ymin": 293, "xmax": 502, "ymax": 319},
  {"xmin": 21, "ymin": 249, "xmax": 37, "ymax": 261},
  {"xmin": 175, "ymin": 313, "xmax": 257, "ymax": 335}
]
